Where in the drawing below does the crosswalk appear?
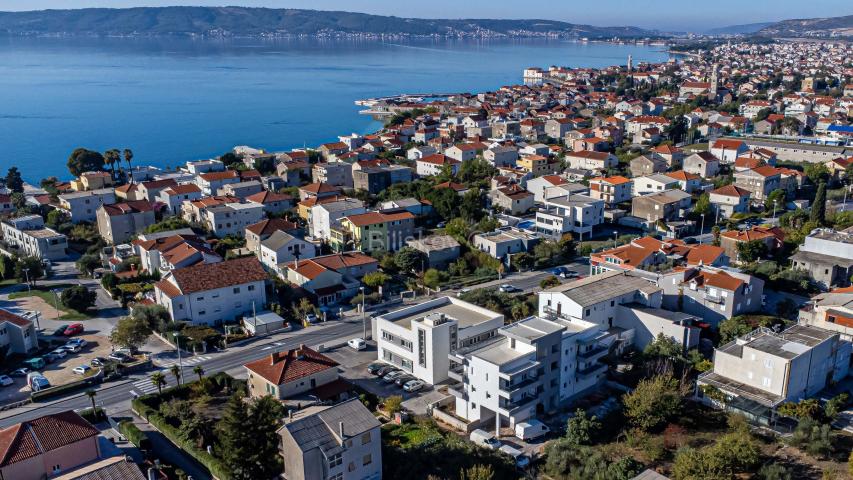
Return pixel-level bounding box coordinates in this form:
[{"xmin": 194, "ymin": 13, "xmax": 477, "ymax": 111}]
[
  {"xmin": 129, "ymin": 355, "xmax": 213, "ymax": 397},
  {"xmin": 155, "ymin": 354, "xmax": 211, "ymax": 369}
]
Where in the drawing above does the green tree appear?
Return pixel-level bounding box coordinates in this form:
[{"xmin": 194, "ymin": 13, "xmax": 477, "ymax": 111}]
[
  {"xmin": 422, "ymin": 269, "xmax": 443, "ymax": 289},
  {"xmin": 693, "ymin": 192, "xmax": 711, "ymax": 216},
  {"xmin": 394, "ymin": 247, "xmax": 424, "ymax": 273},
  {"xmin": 804, "ymin": 163, "xmax": 830, "ymax": 184},
  {"xmin": 540, "ymin": 275, "xmax": 561, "ymax": 289},
  {"xmin": 170, "ymin": 364, "xmax": 182, "ymax": 385},
  {"xmin": 765, "ymin": 188, "xmax": 787, "ymax": 212},
  {"xmin": 46, "ymin": 209, "xmax": 67, "ymax": 228},
  {"xmin": 757, "ymin": 463, "xmax": 792, "ymax": 480},
  {"xmin": 144, "ymin": 217, "xmax": 191, "ymax": 233},
  {"xmin": 150, "ymin": 371, "xmax": 166, "ymax": 395},
  {"xmin": 85, "ymin": 389, "xmax": 97, "ymax": 413},
  {"xmin": 130, "ymin": 304, "xmax": 171, "ymax": 331},
  {"xmin": 622, "ymin": 374, "xmax": 682, "ymax": 432},
  {"xmin": 217, "ymin": 392, "xmax": 285, "ymax": 479},
  {"xmin": 61, "ymin": 285, "xmax": 96, "ymax": 312},
  {"xmin": 14, "ymin": 256, "xmax": 44, "ymax": 285},
  {"xmin": 67, "ymin": 148, "xmax": 105, "ymax": 177},
  {"xmin": 76, "ymin": 254, "xmax": 101, "ymax": 276},
  {"xmin": 565, "ymin": 408, "xmax": 601, "ymax": 446},
  {"xmin": 459, "ymin": 464, "xmax": 494, "ymax": 480},
  {"xmin": 384, "ymin": 395, "xmax": 403, "ymax": 414},
  {"xmin": 460, "ymin": 188, "xmax": 485, "ymax": 222},
  {"xmin": 444, "ymin": 217, "xmax": 470, "ymax": 243},
  {"xmin": 110, "ymin": 315, "xmax": 153, "ymax": 352},
  {"xmin": 104, "ymin": 149, "xmax": 120, "ymax": 180},
  {"xmin": 811, "ymin": 181, "xmax": 827, "ymax": 225},
  {"xmin": 736, "ymin": 240, "xmax": 768, "ymax": 263},
  {"xmin": 193, "ymin": 365, "xmax": 205, "ymax": 382},
  {"xmin": 4, "ymin": 167, "xmax": 23, "ymax": 193},
  {"xmin": 718, "ymin": 315, "xmax": 755, "ymax": 344},
  {"xmin": 711, "ymin": 225, "xmax": 721, "ymax": 246},
  {"xmin": 362, "ymin": 271, "xmax": 391, "ymax": 290},
  {"xmin": 292, "ymin": 297, "xmax": 318, "ymax": 322},
  {"xmin": 788, "ymin": 418, "xmax": 832, "ymax": 458}
]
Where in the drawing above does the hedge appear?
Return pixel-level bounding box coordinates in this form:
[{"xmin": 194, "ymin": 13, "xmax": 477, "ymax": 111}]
[
  {"xmin": 118, "ymin": 420, "xmax": 152, "ymax": 450},
  {"xmin": 31, "ymin": 376, "xmax": 99, "ymax": 401},
  {"xmin": 146, "ymin": 411, "xmax": 230, "ymax": 480},
  {"xmin": 78, "ymin": 407, "xmax": 106, "ymax": 424}
]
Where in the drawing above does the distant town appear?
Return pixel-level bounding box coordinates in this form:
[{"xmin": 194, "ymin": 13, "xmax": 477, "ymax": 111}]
[{"xmin": 1, "ymin": 38, "xmax": 853, "ymax": 480}]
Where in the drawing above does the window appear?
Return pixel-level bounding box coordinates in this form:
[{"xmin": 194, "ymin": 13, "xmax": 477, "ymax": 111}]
[
  {"xmin": 328, "ymin": 473, "xmax": 343, "ymax": 480},
  {"xmin": 248, "ymin": 285, "xmax": 255, "ymax": 291},
  {"xmin": 328, "ymin": 453, "xmax": 342, "ymax": 468},
  {"xmin": 363, "ymin": 454, "xmax": 372, "ymax": 466},
  {"xmin": 233, "ymin": 287, "xmax": 240, "ymax": 294},
  {"xmin": 361, "ymin": 431, "xmax": 371, "ymax": 445}
]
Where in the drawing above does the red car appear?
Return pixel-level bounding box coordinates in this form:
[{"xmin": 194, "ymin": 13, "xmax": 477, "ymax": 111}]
[{"xmin": 64, "ymin": 323, "xmax": 84, "ymax": 336}]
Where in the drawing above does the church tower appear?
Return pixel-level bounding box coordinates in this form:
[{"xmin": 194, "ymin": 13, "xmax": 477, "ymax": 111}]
[
  {"xmin": 710, "ymin": 64, "xmax": 719, "ymax": 98},
  {"xmin": 627, "ymin": 54, "xmax": 633, "ymax": 72}
]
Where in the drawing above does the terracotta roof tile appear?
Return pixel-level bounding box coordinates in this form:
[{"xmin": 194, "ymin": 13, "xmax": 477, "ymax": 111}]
[
  {"xmin": 344, "ymin": 211, "xmax": 414, "ymax": 227},
  {"xmin": 244, "ymin": 346, "xmax": 338, "ymax": 386},
  {"xmin": 165, "ymin": 257, "xmax": 267, "ymax": 295},
  {"xmin": 0, "ymin": 411, "xmax": 98, "ymax": 467},
  {"xmin": 0, "ymin": 309, "xmax": 32, "ymax": 328}
]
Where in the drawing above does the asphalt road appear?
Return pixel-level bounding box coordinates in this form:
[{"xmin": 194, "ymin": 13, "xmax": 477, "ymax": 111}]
[{"xmin": 0, "ymin": 319, "xmax": 366, "ymax": 428}]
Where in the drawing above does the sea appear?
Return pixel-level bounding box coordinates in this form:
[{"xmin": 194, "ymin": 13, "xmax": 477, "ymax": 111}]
[{"xmin": 0, "ymin": 36, "xmax": 674, "ymax": 181}]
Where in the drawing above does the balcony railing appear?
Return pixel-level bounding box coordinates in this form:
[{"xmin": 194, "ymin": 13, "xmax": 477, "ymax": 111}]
[
  {"xmin": 499, "ymin": 376, "xmax": 539, "ymax": 394},
  {"xmin": 576, "ymin": 362, "xmax": 607, "ymax": 378},
  {"xmin": 500, "ymin": 394, "xmax": 537, "ymax": 413},
  {"xmin": 577, "ymin": 344, "xmax": 607, "ymax": 359}
]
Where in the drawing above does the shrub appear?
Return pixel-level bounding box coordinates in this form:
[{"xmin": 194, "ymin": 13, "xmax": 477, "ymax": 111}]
[
  {"xmin": 118, "ymin": 420, "xmax": 151, "ymax": 450},
  {"xmin": 384, "ymin": 395, "xmax": 403, "ymax": 414}
]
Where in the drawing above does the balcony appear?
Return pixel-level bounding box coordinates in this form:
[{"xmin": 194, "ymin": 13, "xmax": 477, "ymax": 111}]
[
  {"xmin": 499, "ymin": 375, "xmax": 540, "ymax": 394},
  {"xmin": 576, "ymin": 362, "xmax": 607, "ymax": 379},
  {"xmin": 448, "ymin": 365, "xmax": 465, "ymax": 383},
  {"xmin": 500, "ymin": 394, "xmax": 538, "ymax": 414},
  {"xmin": 577, "ymin": 344, "xmax": 607, "ymax": 359},
  {"xmin": 704, "ymin": 293, "xmax": 724, "ymax": 304},
  {"xmin": 447, "ymin": 382, "xmax": 467, "ymax": 400}
]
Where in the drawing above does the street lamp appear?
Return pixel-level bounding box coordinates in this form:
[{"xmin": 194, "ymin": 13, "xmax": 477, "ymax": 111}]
[
  {"xmin": 173, "ymin": 332, "xmax": 183, "ymax": 385},
  {"xmin": 22, "ymin": 268, "xmax": 30, "ymax": 292},
  {"xmin": 359, "ymin": 286, "xmax": 367, "ymax": 340},
  {"xmin": 52, "ymin": 289, "xmax": 61, "ymax": 315},
  {"xmin": 612, "ymin": 231, "xmax": 618, "ymax": 248}
]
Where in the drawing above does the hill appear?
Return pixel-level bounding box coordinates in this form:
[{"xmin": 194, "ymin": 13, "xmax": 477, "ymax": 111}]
[
  {"xmin": 757, "ymin": 15, "xmax": 853, "ymax": 38},
  {"xmin": 0, "ymin": 7, "xmax": 654, "ymax": 38},
  {"xmin": 705, "ymin": 22, "xmax": 773, "ymax": 36}
]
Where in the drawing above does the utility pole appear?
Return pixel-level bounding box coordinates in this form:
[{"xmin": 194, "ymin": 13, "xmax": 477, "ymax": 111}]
[
  {"xmin": 360, "ymin": 286, "xmax": 367, "ymax": 339},
  {"xmin": 699, "ymin": 214, "xmax": 705, "ymax": 244},
  {"xmin": 173, "ymin": 332, "xmax": 183, "ymax": 385},
  {"xmin": 22, "ymin": 268, "xmax": 30, "ymax": 292}
]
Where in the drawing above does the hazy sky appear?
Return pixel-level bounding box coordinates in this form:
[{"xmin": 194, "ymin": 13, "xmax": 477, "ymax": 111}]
[{"xmin": 1, "ymin": 0, "xmax": 851, "ymax": 31}]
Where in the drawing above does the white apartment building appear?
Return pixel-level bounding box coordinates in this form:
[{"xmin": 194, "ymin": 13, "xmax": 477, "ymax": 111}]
[
  {"xmin": 0, "ymin": 309, "xmax": 37, "ymax": 354},
  {"xmin": 447, "ymin": 314, "xmax": 607, "ymax": 432},
  {"xmin": 259, "ymin": 230, "xmax": 317, "ymax": 273},
  {"xmin": 631, "ymin": 174, "xmax": 679, "ymax": 196},
  {"xmin": 534, "ymin": 194, "xmax": 604, "ymax": 240},
  {"xmin": 58, "ymin": 188, "xmax": 116, "ymax": 223},
  {"xmin": 698, "ymin": 325, "xmax": 851, "ymax": 423},
  {"xmin": 472, "ymin": 229, "xmax": 540, "ymax": 266},
  {"xmin": 372, "ymin": 297, "xmax": 504, "ymax": 385},
  {"xmin": 588, "ymin": 176, "xmax": 633, "ymax": 207},
  {"xmin": 415, "ymin": 154, "xmax": 461, "ymax": 177},
  {"xmin": 1, "ymin": 215, "xmax": 68, "ymax": 260},
  {"xmin": 309, "ymin": 198, "xmax": 366, "ymax": 241},
  {"xmin": 154, "ymin": 256, "xmax": 268, "ymax": 326},
  {"xmin": 202, "ymin": 202, "xmax": 265, "ymax": 238}
]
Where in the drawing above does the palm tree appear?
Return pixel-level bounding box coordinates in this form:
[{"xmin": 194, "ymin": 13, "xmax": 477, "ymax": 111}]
[
  {"xmin": 150, "ymin": 371, "xmax": 166, "ymax": 395},
  {"xmin": 104, "ymin": 149, "xmax": 120, "ymax": 181},
  {"xmin": 193, "ymin": 365, "xmax": 205, "ymax": 382},
  {"xmin": 85, "ymin": 389, "xmax": 97, "ymax": 416},
  {"xmin": 123, "ymin": 148, "xmax": 134, "ymax": 184},
  {"xmin": 170, "ymin": 364, "xmax": 182, "ymax": 386}
]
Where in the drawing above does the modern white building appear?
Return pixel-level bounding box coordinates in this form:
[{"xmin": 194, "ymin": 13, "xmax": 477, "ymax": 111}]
[
  {"xmin": 258, "ymin": 231, "xmax": 317, "ymax": 274},
  {"xmin": 309, "ymin": 198, "xmax": 366, "ymax": 241},
  {"xmin": 534, "ymin": 194, "xmax": 604, "ymax": 240},
  {"xmin": 202, "ymin": 202, "xmax": 265, "ymax": 238},
  {"xmin": 372, "ymin": 297, "xmax": 504, "ymax": 385},
  {"xmin": 472, "ymin": 229, "xmax": 540, "ymax": 266},
  {"xmin": 697, "ymin": 324, "xmax": 851, "ymax": 424},
  {"xmin": 1, "ymin": 215, "xmax": 68, "ymax": 260},
  {"xmin": 153, "ymin": 256, "xmax": 268, "ymax": 326}
]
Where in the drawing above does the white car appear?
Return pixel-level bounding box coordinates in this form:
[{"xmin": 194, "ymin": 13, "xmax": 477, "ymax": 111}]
[
  {"xmin": 348, "ymin": 338, "xmax": 366, "ymax": 351},
  {"xmin": 499, "ymin": 284, "xmax": 517, "ymax": 293},
  {"xmin": 63, "ymin": 343, "xmax": 82, "ymax": 353},
  {"xmin": 67, "ymin": 338, "xmax": 88, "ymax": 348},
  {"xmin": 0, "ymin": 375, "xmax": 13, "ymax": 386},
  {"xmin": 305, "ymin": 313, "xmax": 319, "ymax": 324},
  {"xmin": 403, "ymin": 380, "xmax": 424, "ymax": 392},
  {"xmin": 73, "ymin": 365, "xmax": 91, "ymax": 375}
]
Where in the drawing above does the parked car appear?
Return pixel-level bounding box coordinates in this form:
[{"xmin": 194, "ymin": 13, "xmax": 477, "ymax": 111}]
[
  {"xmin": 515, "ymin": 419, "xmax": 550, "ymax": 441},
  {"xmin": 10, "ymin": 368, "xmax": 29, "ymax": 377},
  {"xmin": 23, "ymin": 357, "xmax": 45, "ymax": 370},
  {"xmin": 63, "ymin": 343, "xmax": 82, "ymax": 353},
  {"xmin": 52, "ymin": 324, "xmax": 69, "ymax": 336},
  {"xmin": 367, "ymin": 362, "xmax": 385, "ymax": 375},
  {"xmin": 73, "ymin": 365, "xmax": 91, "ymax": 375},
  {"xmin": 64, "ymin": 323, "xmax": 84, "ymax": 336},
  {"xmin": 305, "ymin": 313, "xmax": 319, "ymax": 324},
  {"xmin": 375, "ymin": 365, "xmax": 395, "ymax": 377},
  {"xmin": 403, "ymin": 380, "xmax": 425, "ymax": 392},
  {"xmin": 456, "ymin": 288, "xmax": 471, "ymax": 297},
  {"xmin": 0, "ymin": 375, "xmax": 13, "ymax": 387},
  {"xmin": 67, "ymin": 338, "xmax": 88, "ymax": 348},
  {"xmin": 26, "ymin": 372, "xmax": 50, "ymax": 392},
  {"xmin": 499, "ymin": 284, "xmax": 517, "ymax": 293},
  {"xmin": 43, "ymin": 352, "xmax": 60, "ymax": 363},
  {"xmin": 50, "ymin": 349, "xmax": 68, "ymax": 359},
  {"xmin": 498, "ymin": 444, "xmax": 530, "ymax": 469},
  {"xmin": 90, "ymin": 357, "xmax": 108, "ymax": 367},
  {"xmin": 108, "ymin": 352, "xmax": 130, "ymax": 362},
  {"xmin": 470, "ymin": 429, "xmax": 502, "ymax": 450},
  {"xmin": 347, "ymin": 338, "xmax": 366, "ymax": 351},
  {"xmin": 383, "ymin": 370, "xmax": 404, "ymax": 383},
  {"xmin": 394, "ymin": 374, "xmax": 415, "ymax": 387}
]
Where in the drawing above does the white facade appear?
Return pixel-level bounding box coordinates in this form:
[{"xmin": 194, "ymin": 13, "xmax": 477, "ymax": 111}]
[
  {"xmin": 58, "ymin": 188, "xmax": 116, "ymax": 223},
  {"xmin": 372, "ymin": 297, "xmax": 504, "ymax": 385},
  {"xmin": 259, "ymin": 231, "xmax": 317, "ymax": 273},
  {"xmin": 1, "ymin": 215, "xmax": 68, "ymax": 260},
  {"xmin": 203, "ymin": 202, "xmax": 265, "ymax": 238},
  {"xmin": 535, "ymin": 194, "xmax": 604, "ymax": 240},
  {"xmin": 309, "ymin": 199, "xmax": 366, "ymax": 241}
]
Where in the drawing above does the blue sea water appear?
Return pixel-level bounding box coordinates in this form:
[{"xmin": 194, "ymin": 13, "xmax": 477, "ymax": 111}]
[{"xmin": 0, "ymin": 37, "xmax": 673, "ymax": 181}]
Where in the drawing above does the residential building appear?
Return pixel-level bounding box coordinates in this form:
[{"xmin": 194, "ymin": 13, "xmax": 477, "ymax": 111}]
[
  {"xmin": 246, "ymin": 190, "xmax": 294, "ymax": 215},
  {"xmin": 535, "ymin": 194, "xmax": 604, "ymax": 240},
  {"xmin": 134, "ymin": 233, "xmax": 221, "ymax": 274},
  {"xmin": 526, "ymin": 175, "xmax": 571, "ymax": 203},
  {"xmin": 279, "ymin": 399, "xmax": 381, "ymax": 480},
  {"xmin": 489, "ymin": 185, "xmax": 534, "ymax": 215},
  {"xmin": 629, "ymin": 154, "xmax": 668, "ymax": 177},
  {"xmin": 710, "ymin": 139, "xmax": 749, "ymax": 164},
  {"xmin": 353, "ymin": 165, "xmax": 414, "ymax": 195},
  {"xmin": 281, "ymin": 252, "xmax": 378, "ymax": 306},
  {"xmin": 406, "ymin": 235, "xmax": 461, "ymax": 269},
  {"xmin": 70, "ymin": 171, "xmax": 113, "ymax": 192},
  {"xmin": 158, "ymin": 184, "xmax": 202, "ymax": 216},
  {"xmin": 96, "ymin": 201, "xmax": 156, "ymax": 244},
  {"xmin": 134, "ymin": 178, "xmax": 179, "ymax": 202},
  {"xmin": 260, "ymin": 230, "xmax": 317, "ymax": 273},
  {"xmin": 734, "ymin": 166, "xmax": 782, "ymax": 202},
  {"xmin": 154, "ymin": 256, "xmax": 268, "ymax": 325},
  {"xmin": 1, "ymin": 215, "xmax": 68, "ymax": 260},
  {"xmin": 445, "ymin": 143, "xmax": 484, "ymax": 162},
  {"xmin": 588, "ymin": 176, "xmax": 632, "ymax": 207},
  {"xmin": 415, "ymin": 154, "xmax": 461, "ymax": 177},
  {"xmin": 196, "ymin": 170, "xmax": 240, "ymax": 196},
  {"xmin": 373, "ymin": 296, "xmax": 504, "ymax": 384},
  {"xmin": 334, "ymin": 211, "xmax": 415, "ymax": 253},
  {"xmin": 632, "ymin": 174, "xmax": 679, "ymax": 196},
  {"xmin": 709, "ymin": 185, "xmax": 751, "ymax": 218},
  {"xmin": 697, "ymin": 325, "xmax": 850, "ymax": 425},
  {"xmin": 0, "ymin": 411, "xmax": 101, "ymax": 480},
  {"xmin": 665, "ymin": 171, "xmax": 702, "ymax": 194},
  {"xmin": 720, "ymin": 226, "xmax": 785, "ymax": 264},
  {"xmin": 202, "ymin": 202, "xmax": 265, "ymax": 238},
  {"xmin": 58, "ymin": 188, "xmax": 116, "ymax": 223},
  {"xmin": 218, "ymin": 180, "xmax": 264, "ymax": 199},
  {"xmin": 246, "ymin": 218, "xmax": 301, "ymax": 254},
  {"xmin": 565, "ymin": 151, "xmax": 618, "ymax": 172},
  {"xmin": 545, "ymin": 118, "xmax": 574, "ymax": 139},
  {"xmin": 299, "ymin": 182, "xmax": 342, "ymax": 202},
  {"xmin": 312, "ymin": 162, "xmax": 354, "ymax": 189},
  {"xmin": 799, "ymin": 288, "xmax": 853, "ymax": 340},
  {"xmin": 473, "ymin": 229, "xmax": 540, "ymax": 266},
  {"xmin": 631, "ymin": 189, "xmax": 692, "ymax": 223},
  {"xmin": 245, "ymin": 346, "xmax": 340, "ymax": 400},
  {"xmin": 659, "ymin": 266, "xmax": 764, "ymax": 326},
  {"xmin": 0, "ymin": 309, "xmax": 37, "ymax": 354},
  {"xmin": 654, "ymin": 144, "xmax": 685, "ymax": 169},
  {"xmin": 683, "ymin": 152, "xmax": 721, "ymax": 178},
  {"xmin": 791, "ymin": 228, "xmax": 853, "ymax": 289},
  {"xmin": 309, "ymin": 198, "xmax": 367, "ymax": 241},
  {"xmin": 483, "ymin": 146, "xmax": 519, "ymax": 168},
  {"xmin": 185, "ymin": 159, "xmax": 225, "ymax": 175}
]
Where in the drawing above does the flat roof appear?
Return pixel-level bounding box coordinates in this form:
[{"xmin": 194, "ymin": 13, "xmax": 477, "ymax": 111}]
[
  {"xmin": 501, "ymin": 316, "xmax": 565, "ymax": 342},
  {"xmin": 381, "ymin": 297, "xmax": 499, "ymax": 329},
  {"xmin": 470, "ymin": 341, "xmax": 529, "ymax": 365},
  {"xmin": 545, "ymin": 270, "xmax": 660, "ymax": 307}
]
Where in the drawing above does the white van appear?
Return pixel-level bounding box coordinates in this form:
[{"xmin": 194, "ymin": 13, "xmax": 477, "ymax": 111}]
[
  {"xmin": 347, "ymin": 338, "xmax": 366, "ymax": 351},
  {"xmin": 469, "ymin": 429, "xmax": 501, "ymax": 450},
  {"xmin": 514, "ymin": 419, "xmax": 550, "ymax": 441},
  {"xmin": 498, "ymin": 444, "xmax": 530, "ymax": 468}
]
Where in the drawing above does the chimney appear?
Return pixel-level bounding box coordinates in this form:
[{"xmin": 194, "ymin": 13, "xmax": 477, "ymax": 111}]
[
  {"xmin": 339, "ymin": 421, "xmax": 345, "ymax": 440},
  {"xmin": 289, "ymin": 410, "xmax": 293, "ymax": 422}
]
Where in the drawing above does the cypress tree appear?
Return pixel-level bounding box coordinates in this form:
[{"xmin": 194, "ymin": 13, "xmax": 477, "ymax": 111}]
[{"xmin": 811, "ymin": 181, "xmax": 826, "ymax": 225}]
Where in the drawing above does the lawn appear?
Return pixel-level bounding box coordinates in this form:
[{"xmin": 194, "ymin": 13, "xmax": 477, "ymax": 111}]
[{"xmin": 8, "ymin": 284, "xmax": 91, "ymax": 320}]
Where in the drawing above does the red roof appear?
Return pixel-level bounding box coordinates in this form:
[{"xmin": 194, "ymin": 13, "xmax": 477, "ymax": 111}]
[
  {"xmin": 712, "ymin": 139, "xmax": 747, "ymax": 150},
  {"xmin": 711, "ymin": 185, "xmax": 751, "ymax": 197},
  {"xmin": 101, "ymin": 200, "xmax": 154, "ymax": 216},
  {"xmin": 246, "ymin": 218, "xmax": 299, "ymax": 236},
  {"xmin": 0, "ymin": 309, "xmax": 32, "ymax": 328},
  {"xmin": 300, "ymin": 183, "xmax": 342, "ymax": 195},
  {"xmin": 0, "ymin": 411, "xmax": 98, "ymax": 467},
  {"xmin": 246, "ymin": 190, "xmax": 292, "ymax": 204},
  {"xmin": 244, "ymin": 346, "xmax": 338, "ymax": 386},
  {"xmin": 418, "ymin": 154, "xmax": 460, "ymax": 166},
  {"xmin": 199, "ymin": 170, "xmax": 239, "ymax": 181},
  {"xmin": 161, "ymin": 256, "xmax": 267, "ymax": 295},
  {"xmin": 165, "ymin": 184, "xmax": 201, "ymax": 195},
  {"xmin": 345, "ymin": 210, "xmax": 414, "ymax": 227}
]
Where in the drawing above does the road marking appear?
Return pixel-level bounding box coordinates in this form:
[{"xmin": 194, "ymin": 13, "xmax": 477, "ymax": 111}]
[{"xmin": 261, "ymin": 346, "xmax": 272, "ymax": 350}]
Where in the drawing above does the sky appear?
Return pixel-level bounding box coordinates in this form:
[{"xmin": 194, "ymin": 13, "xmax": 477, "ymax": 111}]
[{"xmin": 0, "ymin": 0, "xmax": 851, "ymax": 32}]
